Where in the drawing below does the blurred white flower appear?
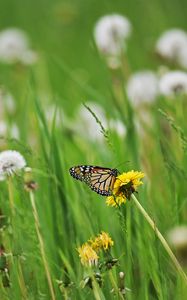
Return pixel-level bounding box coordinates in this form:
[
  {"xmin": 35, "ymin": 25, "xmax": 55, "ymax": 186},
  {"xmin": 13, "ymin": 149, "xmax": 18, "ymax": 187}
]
[
  {"xmin": 10, "ymin": 124, "xmax": 20, "ymax": 139},
  {"xmin": 0, "ymin": 150, "xmax": 26, "ymax": 177},
  {"xmin": 4, "ymin": 93, "xmax": 16, "ymax": 114},
  {"xmin": 134, "ymin": 110, "xmax": 153, "ymax": 138},
  {"xmin": 127, "ymin": 71, "xmax": 159, "ymax": 107},
  {"xmin": 94, "ymin": 14, "xmax": 131, "ymax": 57},
  {"xmin": 0, "ymin": 122, "xmax": 6, "ymax": 136},
  {"xmin": 159, "ymin": 71, "xmax": 187, "ymax": 96},
  {"xmin": 0, "ymin": 121, "xmax": 19, "ymax": 139},
  {"xmin": 167, "ymin": 226, "xmax": 187, "ymax": 251},
  {"xmin": 74, "ymin": 102, "xmax": 107, "ymax": 142},
  {"xmin": 45, "ymin": 105, "xmax": 65, "ymax": 128},
  {"xmin": 156, "ymin": 29, "xmax": 187, "ymax": 68},
  {"xmin": 0, "ymin": 89, "xmax": 16, "ymax": 115},
  {"xmin": 109, "ymin": 119, "xmax": 126, "ymax": 137},
  {"xmin": 0, "ymin": 28, "xmax": 37, "ymax": 65}
]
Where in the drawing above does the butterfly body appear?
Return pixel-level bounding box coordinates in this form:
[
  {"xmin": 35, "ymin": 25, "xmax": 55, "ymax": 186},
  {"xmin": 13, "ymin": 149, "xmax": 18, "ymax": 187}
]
[{"xmin": 69, "ymin": 165, "xmax": 118, "ymax": 196}]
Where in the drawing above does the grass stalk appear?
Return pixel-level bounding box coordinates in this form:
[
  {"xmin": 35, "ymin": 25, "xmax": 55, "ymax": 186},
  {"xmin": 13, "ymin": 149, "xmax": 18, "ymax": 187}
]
[
  {"xmin": 29, "ymin": 191, "xmax": 56, "ymax": 300},
  {"xmin": 108, "ymin": 270, "xmax": 125, "ymax": 300},
  {"xmin": 17, "ymin": 260, "xmax": 28, "ymax": 299},
  {"xmin": 131, "ymin": 194, "xmax": 187, "ymax": 285}
]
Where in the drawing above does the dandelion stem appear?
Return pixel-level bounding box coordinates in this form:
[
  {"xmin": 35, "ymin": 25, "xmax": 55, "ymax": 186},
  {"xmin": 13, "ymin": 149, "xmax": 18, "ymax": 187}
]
[
  {"xmin": 131, "ymin": 194, "xmax": 187, "ymax": 285},
  {"xmin": 7, "ymin": 177, "xmax": 28, "ymax": 297},
  {"xmin": 29, "ymin": 191, "xmax": 56, "ymax": 300},
  {"xmin": 7, "ymin": 176, "xmax": 15, "ymax": 216}
]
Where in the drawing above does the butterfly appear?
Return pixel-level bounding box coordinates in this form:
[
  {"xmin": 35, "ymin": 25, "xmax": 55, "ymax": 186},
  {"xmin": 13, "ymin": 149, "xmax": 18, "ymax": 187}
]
[{"xmin": 69, "ymin": 165, "xmax": 118, "ymax": 196}]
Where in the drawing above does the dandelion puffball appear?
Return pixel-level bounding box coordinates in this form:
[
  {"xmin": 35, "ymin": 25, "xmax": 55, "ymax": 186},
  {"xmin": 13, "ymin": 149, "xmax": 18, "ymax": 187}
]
[
  {"xmin": 126, "ymin": 71, "xmax": 159, "ymax": 107},
  {"xmin": 0, "ymin": 28, "xmax": 37, "ymax": 65},
  {"xmin": 159, "ymin": 71, "xmax": 187, "ymax": 96},
  {"xmin": 94, "ymin": 14, "xmax": 132, "ymax": 56},
  {"xmin": 156, "ymin": 29, "xmax": 187, "ymax": 68},
  {"xmin": 167, "ymin": 226, "xmax": 187, "ymax": 250},
  {"xmin": 0, "ymin": 150, "xmax": 26, "ymax": 177}
]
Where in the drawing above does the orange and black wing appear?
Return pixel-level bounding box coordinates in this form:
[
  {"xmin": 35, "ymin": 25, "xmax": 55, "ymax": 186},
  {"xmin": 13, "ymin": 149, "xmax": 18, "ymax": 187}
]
[{"xmin": 69, "ymin": 165, "xmax": 118, "ymax": 196}]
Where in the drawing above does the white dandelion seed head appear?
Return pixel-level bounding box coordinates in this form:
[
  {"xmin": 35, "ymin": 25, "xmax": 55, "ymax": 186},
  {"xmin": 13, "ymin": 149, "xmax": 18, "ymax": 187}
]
[
  {"xmin": 0, "ymin": 150, "xmax": 26, "ymax": 177},
  {"xmin": 156, "ymin": 29, "xmax": 187, "ymax": 68},
  {"xmin": 126, "ymin": 71, "xmax": 159, "ymax": 107},
  {"xmin": 109, "ymin": 119, "xmax": 126, "ymax": 137},
  {"xmin": 167, "ymin": 226, "xmax": 187, "ymax": 250},
  {"xmin": 159, "ymin": 71, "xmax": 187, "ymax": 96},
  {"xmin": 74, "ymin": 101, "xmax": 107, "ymax": 142},
  {"xmin": 94, "ymin": 14, "xmax": 132, "ymax": 56},
  {"xmin": 0, "ymin": 28, "xmax": 37, "ymax": 65}
]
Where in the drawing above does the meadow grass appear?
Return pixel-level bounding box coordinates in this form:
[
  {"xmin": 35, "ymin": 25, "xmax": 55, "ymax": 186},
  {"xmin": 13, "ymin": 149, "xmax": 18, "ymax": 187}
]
[{"xmin": 0, "ymin": 0, "xmax": 187, "ymax": 299}]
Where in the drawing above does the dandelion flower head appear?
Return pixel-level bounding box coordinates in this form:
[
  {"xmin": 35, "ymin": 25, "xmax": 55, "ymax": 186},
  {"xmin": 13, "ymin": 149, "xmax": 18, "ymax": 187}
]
[
  {"xmin": 94, "ymin": 14, "xmax": 132, "ymax": 56},
  {"xmin": 159, "ymin": 71, "xmax": 187, "ymax": 96},
  {"xmin": 77, "ymin": 243, "xmax": 99, "ymax": 267},
  {"xmin": 90, "ymin": 231, "xmax": 114, "ymax": 252},
  {"xmin": 156, "ymin": 29, "xmax": 187, "ymax": 68},
  {"xmin": 0, "ymin": 150, "xmax": 26, "ymax": 177},
  {"xmin": 106, "ymin": 171, "xmax": 145, "ymax": 207},
  {"xmin": 126, "ymin": 71, "xmax": 159, "ymax": 107}
]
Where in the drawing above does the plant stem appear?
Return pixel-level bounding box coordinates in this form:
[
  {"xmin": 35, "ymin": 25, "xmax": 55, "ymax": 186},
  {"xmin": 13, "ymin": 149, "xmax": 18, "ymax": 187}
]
[
  {"xmin": 17, "ymin": 259, "xmax": 28, "ymax": 299},
  {"xmin": 91, "ymin": 277, "xmax": 104, "ymax": 300},
  {"xmin": 7, "ymin": 176, "xmax": 15, "ymax": 216},
  {"xmin": 7, "ymin": 176, "xmax": 28, "ymax": 297},
  {"xmin": 29, "ymin": 191, "xmax": 56, "ymax": 300},
  {"xmin": 108, "ymin": 270, "xmax": 125, "ymax": 300},
  {"xmin": 131, "ymin": 194, "xmax": 187, "ymax": 285}
]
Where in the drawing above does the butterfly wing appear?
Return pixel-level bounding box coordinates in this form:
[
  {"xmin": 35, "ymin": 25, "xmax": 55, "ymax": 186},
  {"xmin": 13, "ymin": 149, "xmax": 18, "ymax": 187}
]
[{"xmin": 69, "ymin": 165, "xmax": 118, "ymax": 196}]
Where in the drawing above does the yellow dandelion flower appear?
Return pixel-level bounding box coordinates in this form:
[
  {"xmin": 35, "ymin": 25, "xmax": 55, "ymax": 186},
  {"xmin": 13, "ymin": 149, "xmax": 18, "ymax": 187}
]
[
  {"xmin": 97, "ymin": 231, "xmax": 114, "ymax": 251},
  {"xmin": 89, "ymin": 238, "xmax": 101, "ymax": 252},
  {"xmin": 106, "ymin": 170, "xmax": 145, "ymax": 207},
  {"xmin": 90, "ymin": 231, "xmax": 114, "ymax": 251},
  {"xmin": 77, "ymin": 243, "xmax": 99, "ymax": 267}
]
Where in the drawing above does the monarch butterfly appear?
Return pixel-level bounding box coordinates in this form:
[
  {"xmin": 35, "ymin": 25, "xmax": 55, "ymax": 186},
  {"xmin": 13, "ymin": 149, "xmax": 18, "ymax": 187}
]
[{"xmin": 69, "ymin": 165, "xmax": 118, "ymax": 196}]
